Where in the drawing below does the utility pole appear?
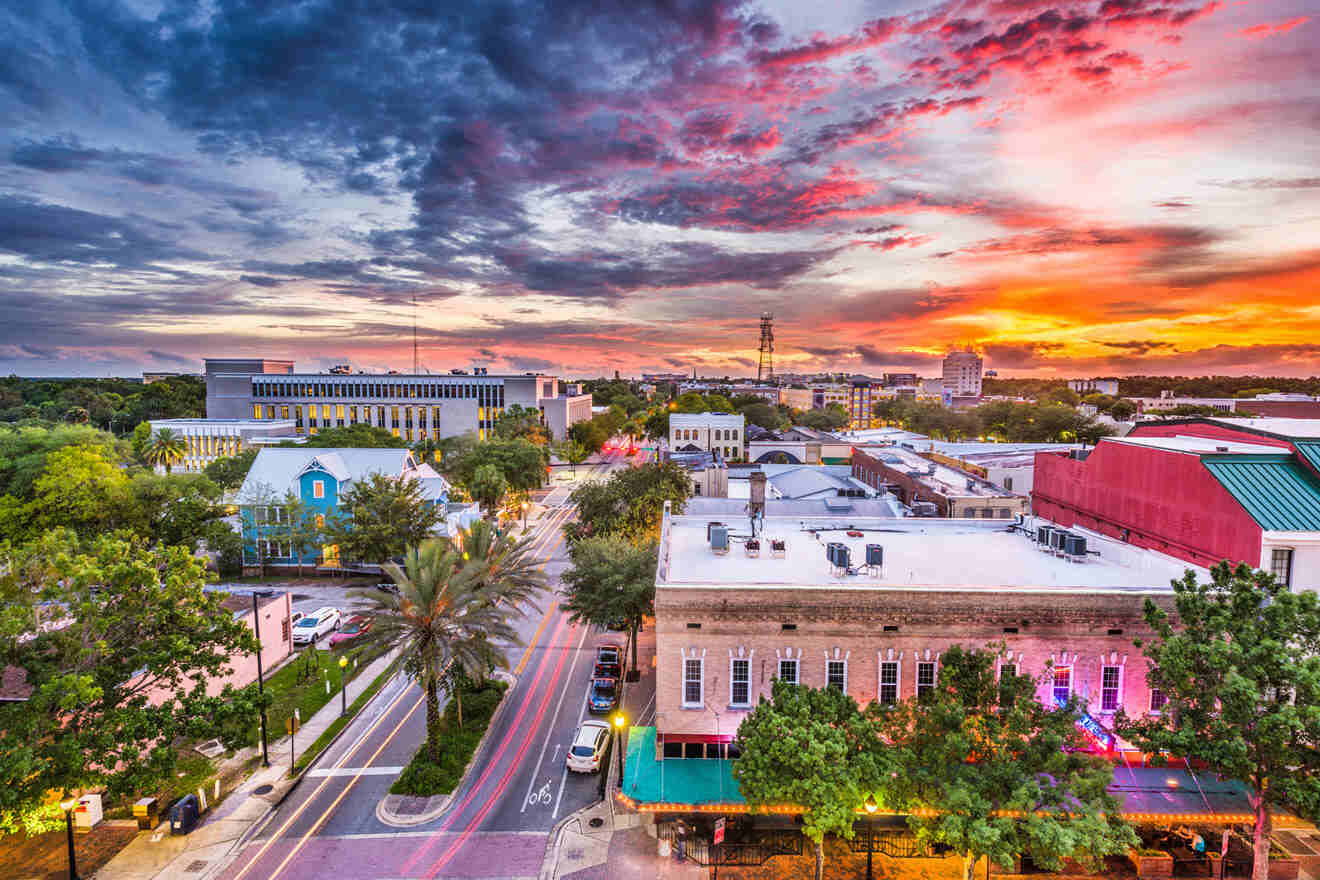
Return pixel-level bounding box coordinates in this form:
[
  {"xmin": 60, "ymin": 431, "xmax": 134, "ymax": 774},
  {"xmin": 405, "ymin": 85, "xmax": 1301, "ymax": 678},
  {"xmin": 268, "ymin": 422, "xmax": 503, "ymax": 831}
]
[{"xmin": 252, "ymin": 593, "xmax": 270, "ymax": 767}]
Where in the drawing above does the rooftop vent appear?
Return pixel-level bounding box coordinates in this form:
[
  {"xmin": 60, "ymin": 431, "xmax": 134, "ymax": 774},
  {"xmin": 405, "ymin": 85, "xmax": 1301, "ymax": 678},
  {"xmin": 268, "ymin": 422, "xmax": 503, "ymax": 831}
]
[{"xmin": 1215, "ymin": 445, "xmax": 1229, "ymax": 452}]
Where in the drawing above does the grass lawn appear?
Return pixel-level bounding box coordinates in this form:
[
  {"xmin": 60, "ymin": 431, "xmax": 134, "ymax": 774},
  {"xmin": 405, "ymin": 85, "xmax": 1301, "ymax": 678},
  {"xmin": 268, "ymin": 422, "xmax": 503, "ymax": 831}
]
[
  {"xmin": 390, "ymin": 680, "xmax": 508, "ymax": 796},
  {"xmin": 258, "ymin": 641, "xmax": 385, "ymax": 749}
]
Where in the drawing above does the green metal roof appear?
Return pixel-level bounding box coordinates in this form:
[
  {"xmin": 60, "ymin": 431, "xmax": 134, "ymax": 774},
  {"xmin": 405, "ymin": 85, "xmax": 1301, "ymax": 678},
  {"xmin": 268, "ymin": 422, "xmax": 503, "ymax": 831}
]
[
  {"xmin": 1203, "ymin": 454, "xmax": 1320, "ymax": 532},
  {"xmin": 1295, "ymin": 441, "xmax": 1320, "ymax": 478}
]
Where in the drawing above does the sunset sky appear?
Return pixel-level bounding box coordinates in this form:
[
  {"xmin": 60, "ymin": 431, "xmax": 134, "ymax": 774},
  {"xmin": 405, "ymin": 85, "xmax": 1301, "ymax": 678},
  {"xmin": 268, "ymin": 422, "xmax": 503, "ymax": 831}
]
[{"xmin": 1, "ymin": 0, "xmax": 1316, "ymax": 378}]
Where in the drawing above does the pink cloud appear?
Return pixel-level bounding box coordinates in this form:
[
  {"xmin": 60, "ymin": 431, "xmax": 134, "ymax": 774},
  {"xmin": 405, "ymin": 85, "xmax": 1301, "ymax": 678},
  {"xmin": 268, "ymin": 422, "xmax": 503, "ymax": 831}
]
[{"xmin": 1240, "ymin": 15, "xmax": 1310, "ymax": 38}]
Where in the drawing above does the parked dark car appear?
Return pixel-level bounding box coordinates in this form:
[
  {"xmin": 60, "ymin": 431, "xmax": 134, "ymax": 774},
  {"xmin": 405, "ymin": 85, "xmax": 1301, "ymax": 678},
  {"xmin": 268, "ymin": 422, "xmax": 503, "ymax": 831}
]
[
  {"xmin": 587, "ymin": 677, "xmax": 619, "ymax": 714},
  {"xmin": 595, "ymin": 644, "xmax": 622, "ymax": 678}
]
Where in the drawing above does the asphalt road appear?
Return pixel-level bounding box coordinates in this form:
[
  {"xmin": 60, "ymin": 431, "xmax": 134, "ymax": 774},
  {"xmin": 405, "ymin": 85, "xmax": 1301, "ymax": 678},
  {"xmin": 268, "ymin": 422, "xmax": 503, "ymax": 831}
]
[{"xmin": 216, "ymin": 447, "xmax": 641, "ymax": 880}]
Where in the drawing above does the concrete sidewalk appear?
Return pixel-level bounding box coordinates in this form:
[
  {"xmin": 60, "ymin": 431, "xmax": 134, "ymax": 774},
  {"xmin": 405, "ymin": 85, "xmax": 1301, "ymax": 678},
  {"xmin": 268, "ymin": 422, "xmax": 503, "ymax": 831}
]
[{"xmin": 94, "ymin": 647, "xmax": 401, "ymax": 880}]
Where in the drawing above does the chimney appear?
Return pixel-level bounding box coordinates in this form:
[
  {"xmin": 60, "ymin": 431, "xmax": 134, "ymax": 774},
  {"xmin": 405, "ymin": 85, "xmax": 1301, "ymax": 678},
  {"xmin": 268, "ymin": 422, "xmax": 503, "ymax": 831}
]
[{"xmin": 749, "ymin": 471, "xmax": 768, "ymax": 518}]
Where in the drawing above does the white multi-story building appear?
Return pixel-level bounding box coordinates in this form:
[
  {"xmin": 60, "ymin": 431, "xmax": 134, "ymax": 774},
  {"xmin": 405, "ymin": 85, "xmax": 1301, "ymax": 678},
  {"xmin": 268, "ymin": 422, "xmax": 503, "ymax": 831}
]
[
  {"xmin": 204, "ymin": 358, "xmax": 591, "ymax": 442},
  {"xmin": 147, "ymin": 418, "xmax": 300, "ymax": 473},
  {"xmin": 669, "ymin": 412, "xmax": 745, "ymax": 461},
  {"xmin": 942, "ymin": 350, "xmax": 983, "ymax": 397}
]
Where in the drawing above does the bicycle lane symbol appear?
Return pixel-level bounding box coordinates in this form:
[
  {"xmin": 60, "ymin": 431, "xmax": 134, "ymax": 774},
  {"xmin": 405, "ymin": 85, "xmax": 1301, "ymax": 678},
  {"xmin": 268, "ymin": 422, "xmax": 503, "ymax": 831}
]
[{"xmin": 527, "ymin": 781, "xmax": 552, "ymax": 808}]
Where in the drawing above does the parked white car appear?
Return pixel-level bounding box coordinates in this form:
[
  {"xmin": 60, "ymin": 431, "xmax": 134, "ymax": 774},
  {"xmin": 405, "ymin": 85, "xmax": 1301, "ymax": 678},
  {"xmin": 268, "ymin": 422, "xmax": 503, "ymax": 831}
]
[
  {"xmin": 566, "ymin": 720, "xmax": 611, "ymax": 773},
  {"xmin": 292, "ymin": 606, "xmax": 341, "ymax": 645}
]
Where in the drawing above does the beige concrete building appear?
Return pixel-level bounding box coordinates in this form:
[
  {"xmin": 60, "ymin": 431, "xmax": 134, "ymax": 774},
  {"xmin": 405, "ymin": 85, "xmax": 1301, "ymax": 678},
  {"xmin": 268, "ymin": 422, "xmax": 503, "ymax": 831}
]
[
  {"xmin": 653, "ymin": 506, "xmax": 1196, "ymax": 756},
  {"xmin": 942, "ymin": 350, "xmax": 983, "ymax": 397}
]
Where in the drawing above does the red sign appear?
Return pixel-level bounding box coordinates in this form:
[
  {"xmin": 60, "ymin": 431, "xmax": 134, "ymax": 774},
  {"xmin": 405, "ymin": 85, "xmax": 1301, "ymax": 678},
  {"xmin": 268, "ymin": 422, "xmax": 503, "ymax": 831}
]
[{"xmin": 713, "ymin": 818, "xmax": 725, "ymax": 845}]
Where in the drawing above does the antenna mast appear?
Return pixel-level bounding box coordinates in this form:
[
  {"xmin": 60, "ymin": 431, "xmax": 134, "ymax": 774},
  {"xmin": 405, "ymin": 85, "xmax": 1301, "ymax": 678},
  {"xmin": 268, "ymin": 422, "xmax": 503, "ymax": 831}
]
[
  {"xmin": 757, "ymin": 312, "xmax": 775, "ymax": 382},
  {"xmin": 412, "ymin": 293, "xmax": 419, "ymax": 374}
]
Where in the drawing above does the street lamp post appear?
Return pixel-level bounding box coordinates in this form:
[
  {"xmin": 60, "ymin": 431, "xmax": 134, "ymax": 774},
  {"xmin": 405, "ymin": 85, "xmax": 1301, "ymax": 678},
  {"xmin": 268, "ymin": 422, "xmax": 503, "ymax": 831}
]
[
  {"xmin": 60, "ymin": 797, "xmax": 80, "ymax": 880},
  {"xmin": 611, "ymin": 712, "xmax": 626, "ymax": 787},
  {"xmin": 864, "ymin": 794, "xmax": 878, "ymax": 880},
  {"xmin": 338, "ymin": 655, "xmax": 348, "ymax": 716}
]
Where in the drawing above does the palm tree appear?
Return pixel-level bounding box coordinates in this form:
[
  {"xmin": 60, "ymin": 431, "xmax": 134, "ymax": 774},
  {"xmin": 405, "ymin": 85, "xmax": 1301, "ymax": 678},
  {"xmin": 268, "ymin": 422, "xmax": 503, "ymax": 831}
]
[
  {"xmin": 358, "ymin": 521, "xmax": 546, "ymax": 761},
  {"xmin": 145, "ymin": 427, "xmax": 188, "ymax": 473}
]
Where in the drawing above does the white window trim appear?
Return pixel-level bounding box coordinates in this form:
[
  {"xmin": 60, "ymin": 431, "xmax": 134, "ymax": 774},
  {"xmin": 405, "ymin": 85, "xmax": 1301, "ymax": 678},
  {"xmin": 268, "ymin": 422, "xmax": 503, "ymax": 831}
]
[
  {"xmin": 682, "ymin": 657, "xmax": 704, "ymax": 708},
  {"xmin": 1052, "ymin": 667, "xmax": 1072, "ymax": 706},
  {"xmin": 730, "ymin": 658, "xmax": 751, "ymax": 707},
  {"xmin": 1099, "ymin": 664, "xmax": 1123, "ymax": 714},
  {"xmin": 915, "ymin": 660, "xmax": 937, "ymax": 698},
  {"xmin": 313, "ymin": 479, "xmax": 325, "ymax": 499},
  {"xmin": 777, "ymin": 657, "xmax": 799, "ymax": 685},
  {"xmin": 826, "ymin": 659, "xmax": 848, "ymax": 692},
  {"xmin": 878, "ymin": 660, "xmax": 900, "ymax": 705},
  {"xmin": 1148, "ymin": 686, "xmax": 1167, "ymax": 715}
]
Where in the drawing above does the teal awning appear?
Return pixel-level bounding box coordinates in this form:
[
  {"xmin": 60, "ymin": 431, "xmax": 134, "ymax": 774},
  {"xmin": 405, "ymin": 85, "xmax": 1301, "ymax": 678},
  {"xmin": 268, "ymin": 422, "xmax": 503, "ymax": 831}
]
[
  {"xmin": 621, "ymin": 727, "xmax": 744, "ymax": 807},
  {"xmin": 1203, "ymin": 454, "xmax": 1320, "ymax": 531}
]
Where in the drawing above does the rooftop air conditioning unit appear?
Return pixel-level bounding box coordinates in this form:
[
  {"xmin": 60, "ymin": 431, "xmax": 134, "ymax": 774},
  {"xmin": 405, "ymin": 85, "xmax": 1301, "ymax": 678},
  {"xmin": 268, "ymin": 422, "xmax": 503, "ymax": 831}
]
[
  {"xmin": 771, "ymin": 539, "xmax": 787, "ymax": 558},
  {"xmin": 710, "ymin": 525, "xmax": 729, "ymax": 555},
  {"xmin": 745, "ymin": 539, "xmax": 760, "ymax": 558},
  {"xmin": 865, "ymin": 544, "xmax": 883, "ymax": 567},
  {"xmin": 826, "ymin": 542, "xmax": 850, "ymax": 571},
  {"xmin": 1063, "ymin": 534, "xmax": 1088, "ymax": 561}
]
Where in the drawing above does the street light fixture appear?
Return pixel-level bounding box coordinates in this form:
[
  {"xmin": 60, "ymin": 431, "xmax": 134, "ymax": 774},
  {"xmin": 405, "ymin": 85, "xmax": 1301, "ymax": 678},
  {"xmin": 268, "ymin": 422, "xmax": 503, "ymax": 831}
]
[
  {"xmin": 60, "ymin": 796, "xmax": 80, "ymax": 880},
  {"xmin": 611, "ymin": 712, "xmax": 627, "ymax": 786},
  {"xmin": 864, "ymin": 793, "xmax": 878, "ymax": 880},
  {"xmin": 338, "ymin": 655, "xmax": 349, "ymax": 716}
]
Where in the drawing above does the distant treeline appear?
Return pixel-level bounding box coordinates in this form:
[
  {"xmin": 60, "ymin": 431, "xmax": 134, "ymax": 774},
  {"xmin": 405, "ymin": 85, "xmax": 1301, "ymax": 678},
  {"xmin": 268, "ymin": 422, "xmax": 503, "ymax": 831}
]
[
  {"xmin": 984, "ymin": 375, "xmax": 1320, "ymax": 400},
  {"xmin": 0, "ymin": 375, "xmax": 205, "ymax": 432}
]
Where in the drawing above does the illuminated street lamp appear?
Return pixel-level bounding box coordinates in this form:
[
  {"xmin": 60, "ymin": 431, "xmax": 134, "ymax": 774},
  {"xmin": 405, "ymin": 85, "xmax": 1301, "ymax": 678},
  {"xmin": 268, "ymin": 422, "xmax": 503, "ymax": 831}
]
[
  {"xmin": 60, "ymin": 796, "xmax": 80, "ymax": 880},
  {"xmin": 864, "ymin": 793, "xmax": 878, "ymax": 880},
  {"xmin": 611, "ymin": 712, "xmax": 627, "ymax": 784},
  {"xmin": 338, "ymin": 655, "xmax": 349, "ymax": 716}
]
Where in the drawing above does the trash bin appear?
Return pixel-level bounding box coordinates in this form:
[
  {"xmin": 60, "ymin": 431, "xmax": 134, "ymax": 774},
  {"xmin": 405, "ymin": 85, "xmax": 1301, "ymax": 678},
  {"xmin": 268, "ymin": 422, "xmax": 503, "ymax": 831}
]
[
  {"xmin": 133, "ymin": 797, "xmax": 159, "ymax": 831},
  {"xmin": 169, "ymin": 794, "xmax": 200, "ymax": 835}
]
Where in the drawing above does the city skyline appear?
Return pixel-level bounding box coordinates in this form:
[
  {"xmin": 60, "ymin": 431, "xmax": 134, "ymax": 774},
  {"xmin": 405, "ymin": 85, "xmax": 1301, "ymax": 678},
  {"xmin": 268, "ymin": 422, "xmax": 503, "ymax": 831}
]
[{"xmin": 1, "ymin": 0, "xmax": 1316, "ymax": 378}]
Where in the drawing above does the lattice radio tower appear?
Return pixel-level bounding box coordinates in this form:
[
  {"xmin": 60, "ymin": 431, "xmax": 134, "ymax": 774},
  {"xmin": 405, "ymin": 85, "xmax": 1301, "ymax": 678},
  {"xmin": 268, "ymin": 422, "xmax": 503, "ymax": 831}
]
[{"xmin": 757, "ymin": 312, "xmax": 774, "ymax": 382}]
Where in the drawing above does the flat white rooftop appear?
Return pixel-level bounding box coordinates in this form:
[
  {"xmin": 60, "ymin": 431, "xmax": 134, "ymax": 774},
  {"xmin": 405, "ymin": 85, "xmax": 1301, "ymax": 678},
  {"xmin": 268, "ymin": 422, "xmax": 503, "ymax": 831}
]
[
  {"xmin": 865, "ymin": 445, "xmax": 1017, "ymax": 498},
  {"xmin": 659, "ymin": 515, "xmax": 1198, "ymax": 593},
  {"xmin": 1208, "ymin": 417, "xmax": 1320, "ymax": 438},
  {"xmin": 1106, "ymin": 435, "xmax": 1284, "ymax": 455}
]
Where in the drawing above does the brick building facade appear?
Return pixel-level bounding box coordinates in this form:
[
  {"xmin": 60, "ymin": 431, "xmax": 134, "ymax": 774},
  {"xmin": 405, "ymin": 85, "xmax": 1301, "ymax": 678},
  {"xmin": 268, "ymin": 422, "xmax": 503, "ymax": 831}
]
[
  {"xmin": 851, "ymin": 446, "xmax": 1027, "ymax": 519},
  {"xmin": 652, "ymin": 508, "xmax": 1194, "ymax": 756}
]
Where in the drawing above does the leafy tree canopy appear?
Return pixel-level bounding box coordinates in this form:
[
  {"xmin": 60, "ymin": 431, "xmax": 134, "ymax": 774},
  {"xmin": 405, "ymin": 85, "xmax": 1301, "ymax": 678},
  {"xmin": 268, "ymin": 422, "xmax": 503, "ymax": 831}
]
[
  {"xmin": 564, "ymin": 461, "xmax": 689, "ymax": 545},
  {"xmin": 735, "ymin": 680, "xmax": 892, "ymax": 880},
  {"xmin": 203, "ymin": 448, "xmax": 259, "ymax": 489},
  {"xmin": 874, "ymin": 645, "xmax": 1136, "ymax": 880},
  {"xmin": 301, "ymin": 423, "xmax": 407, "ymax": 448},
  {"xmin": 0, "ymin": 533, "xmax": 261, "ymax": 833},
  {"xmin": 739, "ymin": 402, "xmax": 788, "ymax": 431},
  {"xmin": 445, "ymin": 437, "xmax": 547, "ymax": 495},
  {"xmin": 324, "ymin": 471, "xmax": 445, "ymax": 564},
  {"xmin": 1119, "ymin": 563, "xmax": 1320, "ymax": 880},
  {"xmin": 0, "ymin": 424, "xmax": 125, "ymax": 499},
  {"xmin": 561, "ymin": 536, "xmax": 656, "ymax": 668},
  {"xmin": 492, "ymin": 404, "xmax": 550, "ymax": 445}
]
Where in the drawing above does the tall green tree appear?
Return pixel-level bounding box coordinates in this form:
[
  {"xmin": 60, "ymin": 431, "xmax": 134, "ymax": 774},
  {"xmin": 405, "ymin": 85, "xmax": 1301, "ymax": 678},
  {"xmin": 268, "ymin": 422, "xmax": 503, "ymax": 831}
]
[
  {"xmin": 492, "ymin": 404, "xmax": 550, "ymax": 445},
  {"xmin": 0, "ymin": 534, "xmax": 261, "ymax": 833},
  {"xmin": 32, "ymin": 445, "xmax": 130, "ymax": 535},
  {"xmin": 360, "ymin": 522, "xmax": 544, "ymax": 755},
  {"xmin": 735, "ymin": 680, "xmax": 891, "ymax": 880},
  {"xmin": 564, "ymin": 461, "xmax": 689, "ymax": 545},
  {"xmin": 281, "ymin": 491, "xmax": 322, "ymax": 577},
  {"xmin": 445, "ymin": 437, "xmax": 547, "ymax": 495},
  {"xmin": 145, "ymin": 427, "xmax": 188, "ymax": 473},
  {"xmin": 203, "ymin": 448, "xmax": 259, "ymax": 490},
  {"xmin": 324, "ymin": 472, "xmax": 444, "ymax": 564},
  {"xmin": 1119, "ymin": 563, "xmax": 1320, "ymax": 880},
  {"xmin": 469, "ymin": 463, "xmax": 508, "ymax": 516},
  {"xmin": 874, "ymin": 645, "xmax": 1135, "ymax": 880},
  {"xmin": 561, "ymin": 537, "xmax": 656, "ymax": 669},
  {"xmin": 561, "ymin": 440, "xmax": 589, "ymax": 476}
]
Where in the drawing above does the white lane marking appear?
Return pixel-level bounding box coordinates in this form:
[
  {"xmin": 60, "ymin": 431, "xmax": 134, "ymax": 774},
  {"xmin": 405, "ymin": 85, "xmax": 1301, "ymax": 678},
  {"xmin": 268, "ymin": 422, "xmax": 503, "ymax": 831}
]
[
  {"xmin": 518, "ymin": 621, "xmax": 592, "ymax": 812},
  {"xmin": 305, "ymin": 766, "xmax": 405, "ymax": 778}
]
